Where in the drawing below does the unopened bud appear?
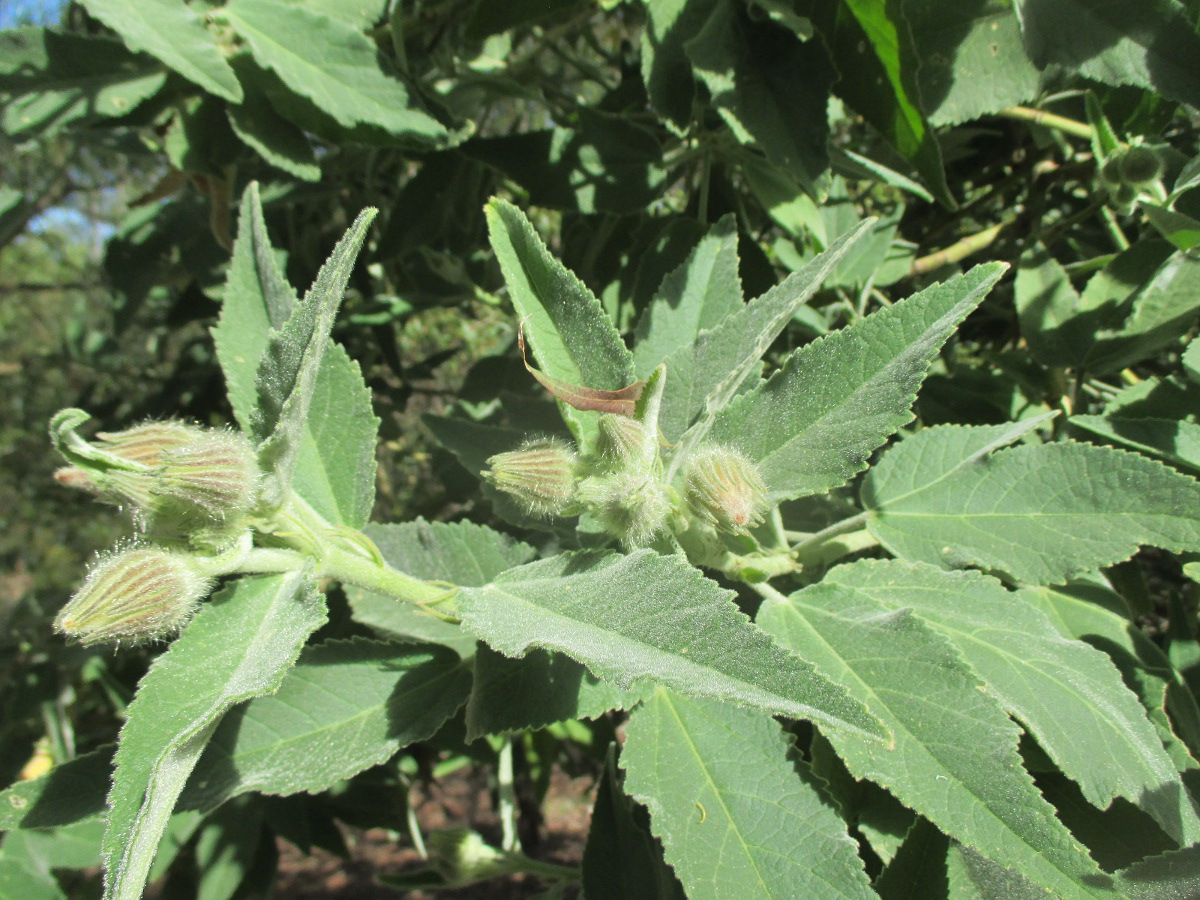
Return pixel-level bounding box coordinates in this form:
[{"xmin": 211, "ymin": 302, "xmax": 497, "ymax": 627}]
[
  {"xmin": 55, "ymin": 546, "xmax": 213, "ymax": 646},
  {"xmin": 592, "ymin": 414, "xmax": 650, "ymax": 472},
  {"xmin": 684, "ymin": 446, "xmax": 769, "ymax": 533},
  {"xmin": 154, "ymin": 430, "xmax": 260, "ymax": 520},
  {"xmin": 484, "ymin": 439, "xmax": 578, "ymax": 517},
  {"xmin": 428, "ymin": 829, "xmax": 515, "ymax": 887},
  {"xmin": 1118, "ymin": 145, "xmax": 1162, "ymax": 186},
  {"xmin": 94, "ymin": 420, "xmax": 204, "ymax": 466},
  {"xmin": 576, "ymin": 471, "xmax": 669, "ymax": 547}
]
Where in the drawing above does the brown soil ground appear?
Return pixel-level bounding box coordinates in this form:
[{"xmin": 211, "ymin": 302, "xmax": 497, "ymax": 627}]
[{"xmin": 273, "ymin": 765, "xmax": 594, "ymax": 899}]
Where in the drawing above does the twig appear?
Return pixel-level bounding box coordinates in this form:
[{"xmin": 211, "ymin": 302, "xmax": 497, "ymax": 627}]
[
  {"xmin": 910, "ymin": 222, "xmax": 1010, "ymax": 275},
  {"xmin": 998, "ymin": 106, "xmax": 1093, "ymax": 140}
]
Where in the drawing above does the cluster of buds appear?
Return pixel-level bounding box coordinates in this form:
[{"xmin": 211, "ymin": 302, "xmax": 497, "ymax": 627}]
[
  {"xmin": 52, "ymin": 410, "xmax": 261, "ymax": 537},
  {"xmin": 50, "ymin": 409, "xmax": 262, "ymax": 645},
  {"xmin": 483, "ymin": 410, "xmax": 769, "ymax": 548},
  {"xmin": 1098, "ymin": 144, "xmax": 1164, "ymax": 211}
]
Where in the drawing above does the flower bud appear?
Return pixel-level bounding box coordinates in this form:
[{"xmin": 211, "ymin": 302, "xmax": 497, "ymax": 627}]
[
  {"xmin": 428, "ymin": 829, "xmax": 515, "ymax": 887},
  {"xmin": 54, "ymin": 546, "xmax": 213, "ymax": 646},
  {"xmin": 576, "ymin": 471, "xmax": 670, "ymax": 547},
  {"xmin": 153, "ymin": 430, "xmax": 260, "ymax": 521},
  {"xmin": 484, "ymin": 439, "xmax": 578, "ymax": 517},
  {"xmin": 592, "ymin": 413, "xmax": 650, "ymax": 472},
  {"xmin": 1118, "ymin": 145, "xmax": 1162, "ymax": 186},
  {"xmin": 684, "ymin": 446, "xmax": 769, "ymax": 533}
]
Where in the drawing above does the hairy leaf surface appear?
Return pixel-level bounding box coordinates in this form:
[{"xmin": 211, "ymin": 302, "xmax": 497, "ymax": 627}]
[
  {"xmin": 181, "ymin": 639, "xmax": 469, "ymax": 811},
  {"xmin": 758, "ymin": 586, "xmax": 1120, "ymax": 898},
  {"xmin": 622, "ymin": 688, "xmax": 876, "ymax": 900},
  {"xmin": 710, "ymin": 264, "xmax": 1005, "ymax": 502},
  {"xmin": 826, "ymin": 559, "xmax": 1200, "ymax": 845},
  {"xmin": 486, "ymin": 199, "xmax": 634, "ymax": 449},
  {"xmin": 101, "ymin": 572, "xmax": 324, "ymax": 900},
  {"xmin": 863, "ymin": 425, "xmax": 1200, "ymax": 583},
  {"xmin": 457, "ymin": 550, "xmax": 887, "ymax": 740}
]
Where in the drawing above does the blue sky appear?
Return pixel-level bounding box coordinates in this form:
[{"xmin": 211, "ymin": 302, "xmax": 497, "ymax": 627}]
[{"xmin": 0, "ymin": 0, "xmax": 64, "ymax": 27}]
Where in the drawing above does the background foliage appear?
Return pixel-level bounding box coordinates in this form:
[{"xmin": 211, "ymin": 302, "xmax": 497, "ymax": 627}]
[{"xmin": 3, "ymin": 0, "xmax": 1200, "ymax": 897}]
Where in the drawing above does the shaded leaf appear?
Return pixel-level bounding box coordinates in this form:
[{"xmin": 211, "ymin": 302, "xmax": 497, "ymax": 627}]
[
  {"xmin": 78, "ymin": 0, "xmax": 242, "ymax": 101},
  {"xmin": 221, "ymin": 0, "xmax": 444, "ymax": 138},
  {"xmin": 181, "ymin": 639, "xmax": 470, "ymax": 811}
]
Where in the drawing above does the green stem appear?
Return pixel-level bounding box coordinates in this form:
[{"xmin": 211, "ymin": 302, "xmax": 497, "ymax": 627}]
[
  {"xmin": 910, "ymin": 221, "xmax": 1010, "ymax": 275},
  {"xmin": 497, "ymin": 739, "xmax": 518, "ymax": 852},
  {"xmin": 791, "ymin": 512, "xmax": 869, "ymax": 555},
  {"xmin": 320, "ymin": 545, "xmax": 448, "ymax": 606},
  {"xmin": 998, "ymin": 105, "xmax": 1093, "ymax": 140}
]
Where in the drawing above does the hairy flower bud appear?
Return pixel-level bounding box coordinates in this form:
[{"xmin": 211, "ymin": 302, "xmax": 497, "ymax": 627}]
[
  {"xmin": 576, "ymin": 471, "xmax": 670, "ymax": 547},
  {"xmin": 684, "ymin": 446, "xmax": 769, "ymax": 533},
  {"xmin": 53, "ymin": 414, "xmax": 260, "ymax": 531},
  {"xmin": 154, "ymin": 430, "xmax": 260, "ymax": 520},
  {"xmin": 1118, "ymin": 145, "xmax": 1162, "ymax": 186},
  {"xmin": 54, "ymin": 546, "xmax": 213, "ymax": 646},
  {"xmin": 592, "ymin": 413, "xmax": 650, "ymax": 472},
  {"xmin": 484, "ymin": 439, "xmax": 578, "ymax": 517}
]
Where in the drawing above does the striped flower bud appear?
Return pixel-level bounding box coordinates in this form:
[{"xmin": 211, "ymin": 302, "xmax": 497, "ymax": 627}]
[
  {"xmin": 684, "ymin": 446, "xmax": 769, "ymax": 533},
  {"xmin": 592, "ymin": 414, "xmax": 651, "ymax": 472},
  {"xmin": 54, "ymin": 546, "xmax": 213, "ymax": 646},
  {"xmin": 484, "ymin": 439, "xmax": 579, "ymax": 517},
  {"xmin": 153, "ymin": 430, "xmax": 260, "ymax": 521}
]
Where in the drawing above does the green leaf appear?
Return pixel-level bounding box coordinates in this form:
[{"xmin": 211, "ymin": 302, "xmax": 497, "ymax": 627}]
[
  {"xmin": 77, "ymin": 0, "xmax": 242, "ymax": 102},
  {"xmin": 1071, "ymin": 414, "xmax": 1200, "ymax": 473},
  {"xmin": 907, "ymin": 1, "xmax": 1042, "ymax": 126},
  {"xmin": 193, "ymin": 797, "xmax": 261, "ymax": 900},
  {"xmin": 0, "ymin": 746, "xmax": 112, "ymax": 830},
  {"xmin": 684, "ymin": 1, "xmax": 830, "ymax": 191},
  {"xmin": 863, "ymin": 424, "xmax": 1200, "ymax": 584},
  {"xmin": 947, "ymin": 843, "xmax": 1050, "ymax": 900},
  {"xmin": 1024, "ymin": 577, "xmax": 1200, "ymax": 766},
  {"xmin": 253, "ymin": 206, "xmax": 379, "ymax": 523},
  {"xmin": 640, "ymin": 0, "xmax": 716, "ymax": 131},
  {"xmin": 101, "ymin": 571, "xmax": 325, "ymax": 900},
  {"xmin": 1118, "ymin": 844, "xmax": 1200, "ymax": 900},
  {"xmin": 181, "ymin": 639, "xmax": 470, "ymax": 812},
  {"xmin": 221, "ymin": 0, "xmax": 444, "ymax": 139},
  {"xmin": 462, "ymin": 109, "xmax": 668, "ymax": 214},
  {"xmin": 1014, "ymin": 0, "xmax": 1200, "ymax": 111},
  {"xmin": 485, "ymin": 198, "xmax": 634, "ymax": 448},
  {"xmin": 1085, "ymin": 248, "xmax": 1200, "ymax": 375},
  {"xmin": 226, "ymin": 68, "xmax": 321, "ymax": 183},
  {"xmin": 0, "ymin": 28, "xmax": 167, "ymax": 138},
  {"xmin": 709, "ymin": 264, "xmax": 1006, "ymax": 503},
  {"xmin": 464, "ymin": 645, "xmax": 649, "ymax": 741},
  {"xmin": 757, "ymin": 586, "xmax": 1121, "ymax": 898},
  {"xmin": 632, "ymin": 214, "xmax": 743, "ymax": 380},
  {"xmin": 213, "ymin": 183, "xmax": 297, "ymax": 432},
  {"xmin": 661, "ymin": 219, "xmax": 875, "ymax": 459},
  {"xmin": 825, "ymin": 559, "xmax": 1200, "ymax": 846},
  {"xmin": 0, "ymin": 858, "xmax": 65, "ymax": 900},
  {"xmin": 279, "ymin": 0, "xmax": 388, "ymax": 30},
  {"xmin": 816, "ymin": 1, "xmax": 953, "ymax": 206},
  {"xmin": 582, "ymin": 746, "xmax": 686, "ymax": 900},
  {"xmin": 346, "ymin": 519, "xmax": 534, "ymax": 655},
  {"xmin": 621, "ymin": 688, "xmax": 876, "ymax": 900},
  {"xmin": 456, "ymin": 549, "xmax": 888, "ymax": 741},
  {"xmin": 1143, "ymin": 204, "xmax": 1200, "ymax": 253},
  {"xmin": 1014, "ymin": 243, "xmax": 1092, "ymax": 368}
]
